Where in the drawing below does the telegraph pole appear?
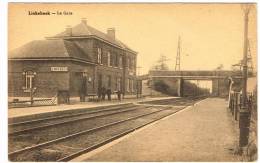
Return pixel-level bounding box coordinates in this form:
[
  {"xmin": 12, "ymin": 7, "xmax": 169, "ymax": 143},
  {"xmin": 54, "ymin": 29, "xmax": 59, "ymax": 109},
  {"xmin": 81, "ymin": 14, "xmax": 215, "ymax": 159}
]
[
  {"xmin": 175, "ymin": 36, "xmax": 181, "ymax": 71},
  {"xmin": 247, "ymin": 39, "xmax": 254, "ymax": 73},
  {"xmin": 157, "ymin": 54, "xmax": 170, "ymax": 70},
  {"xmin": 242, "ymin": 6, "xmax": 249, "ymax": 107},
  {"xmin": 239, "ymin": 4, "xmax": 251, "ymax": 147}
]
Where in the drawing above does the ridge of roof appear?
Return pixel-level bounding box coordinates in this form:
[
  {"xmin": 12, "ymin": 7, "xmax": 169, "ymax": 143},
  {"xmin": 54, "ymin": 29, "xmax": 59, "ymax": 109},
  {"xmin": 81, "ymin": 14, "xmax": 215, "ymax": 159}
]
[
  {"xmin": 47, "ymin": 21, "xmax": 137, "ymax": 54},
  {"xmin": 82, "ymin": 21, "xmax": 92, "ymax": 35}
]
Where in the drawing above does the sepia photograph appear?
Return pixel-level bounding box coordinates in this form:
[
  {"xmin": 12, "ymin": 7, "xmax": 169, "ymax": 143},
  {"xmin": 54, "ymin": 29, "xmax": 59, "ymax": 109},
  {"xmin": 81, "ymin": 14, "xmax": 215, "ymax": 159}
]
[{"xmin": 7, "ymin": 2, "xmax": 257, "ymax": 162}]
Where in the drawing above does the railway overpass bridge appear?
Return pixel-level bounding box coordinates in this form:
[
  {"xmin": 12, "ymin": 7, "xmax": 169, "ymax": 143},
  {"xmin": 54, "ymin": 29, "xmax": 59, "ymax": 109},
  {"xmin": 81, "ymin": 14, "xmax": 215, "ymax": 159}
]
[{"xmin": 147, "ymin": 70, "xmax": 249, "ymax": 97}]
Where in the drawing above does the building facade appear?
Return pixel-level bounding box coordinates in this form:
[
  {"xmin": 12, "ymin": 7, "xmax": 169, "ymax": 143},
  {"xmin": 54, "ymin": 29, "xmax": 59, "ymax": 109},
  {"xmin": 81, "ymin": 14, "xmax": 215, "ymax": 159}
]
[{"xmin": 8, "ymin": 19, "xmax": 137, "ymax": 99}]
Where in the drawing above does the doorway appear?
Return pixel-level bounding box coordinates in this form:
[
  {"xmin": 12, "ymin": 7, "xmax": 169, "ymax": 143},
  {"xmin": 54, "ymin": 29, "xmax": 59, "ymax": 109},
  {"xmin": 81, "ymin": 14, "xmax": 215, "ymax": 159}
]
[{"xmin": 98, "ymin": 74, "xmax": 102, "ymax": 89}]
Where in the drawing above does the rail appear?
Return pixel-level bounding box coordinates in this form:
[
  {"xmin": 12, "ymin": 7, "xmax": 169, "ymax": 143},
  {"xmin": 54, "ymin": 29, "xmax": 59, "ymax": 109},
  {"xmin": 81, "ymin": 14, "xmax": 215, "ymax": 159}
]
[
  {"xmin": 9, "ymin": 96, "xmax": 206, "ymax": 161},
  {"xmin": 9, "ymin": 106, "xmax": 146, "ymax": 136},
  {"xmin": 8, "ymin": 107, "xmax": 164, "ymax": 158}
]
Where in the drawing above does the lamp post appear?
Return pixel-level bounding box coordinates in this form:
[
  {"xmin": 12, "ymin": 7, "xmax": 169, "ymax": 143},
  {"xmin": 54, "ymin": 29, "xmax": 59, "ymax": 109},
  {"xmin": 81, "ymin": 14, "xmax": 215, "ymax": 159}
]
[{"xmin": 136, "ymin": 66, "xmax": 143, "ymax": 98}]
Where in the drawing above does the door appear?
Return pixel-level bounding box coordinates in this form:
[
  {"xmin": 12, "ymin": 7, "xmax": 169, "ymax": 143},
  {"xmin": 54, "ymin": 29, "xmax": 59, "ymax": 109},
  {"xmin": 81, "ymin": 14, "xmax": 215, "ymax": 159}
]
[
  {"xmin": 80, "ymin": 74, "xmax": 87, "ymax": 102},
  {"xmin": 98, "ymin": 74, "xmax": 102, "ymax": 89}
]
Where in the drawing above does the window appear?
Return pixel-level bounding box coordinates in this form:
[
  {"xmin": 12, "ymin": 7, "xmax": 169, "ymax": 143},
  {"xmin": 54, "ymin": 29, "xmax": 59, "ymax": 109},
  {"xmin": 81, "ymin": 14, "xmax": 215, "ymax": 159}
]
[
  {"xmin": 115, "ymin": 53, "xmax": 118, "ymax": 67},
  {"xmin": 107, "ymin": 52, "xmax": 111, "ymax": 67},
  {"xmin": 127, "ymin": 57, "xmax": 133, "ymax": 70},
  {"xmin": 127, "ymin": 57, "xmax": 130, "ymax": 68},
  {"xmin": 97, "ymin": 48, "xmax": 102, "ymax": 64},
  {"xmin": 23, "ymin": 71, "xmax": 36, "ymax": 89},
  {"xmin": 110, "ymin": 53, "xmax": 114, "ymax": 67},
  {"xmin": 112, "ymin": 53, "xmax": 117, "ymax": 67},
  {"xmin": 119, "ymin": 55, "xmax": 123, "ymax": 68}
]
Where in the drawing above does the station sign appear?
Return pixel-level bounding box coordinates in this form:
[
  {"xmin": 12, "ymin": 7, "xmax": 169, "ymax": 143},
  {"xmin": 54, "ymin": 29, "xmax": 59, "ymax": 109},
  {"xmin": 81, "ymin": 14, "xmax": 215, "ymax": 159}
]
[{"xmin": 51, "ymin": 67, "xmax": 68, "ymax": 72}]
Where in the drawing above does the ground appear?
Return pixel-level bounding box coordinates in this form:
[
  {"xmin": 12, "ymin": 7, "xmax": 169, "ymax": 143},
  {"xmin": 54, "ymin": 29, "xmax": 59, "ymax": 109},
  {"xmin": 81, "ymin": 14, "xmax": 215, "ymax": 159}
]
[{"xmin": 74, "ymin": 98, "xmax": 242, "ymax": 162}]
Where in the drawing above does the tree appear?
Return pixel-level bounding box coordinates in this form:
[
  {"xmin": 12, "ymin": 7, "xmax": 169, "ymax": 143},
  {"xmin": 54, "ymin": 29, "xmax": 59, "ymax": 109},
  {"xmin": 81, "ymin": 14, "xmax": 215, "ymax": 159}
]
[
  {"xmin": 216, "ymin": 64, "xmax": 224, "ymax": 70},
  {"xmin": 151, "ymin": 54, "xmax": 170, "ymax": 70}
]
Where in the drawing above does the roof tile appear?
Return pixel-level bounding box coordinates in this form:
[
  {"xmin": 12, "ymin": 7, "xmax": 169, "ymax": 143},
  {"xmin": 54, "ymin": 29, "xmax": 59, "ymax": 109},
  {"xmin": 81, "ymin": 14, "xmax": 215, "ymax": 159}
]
[
  {"xmin": 50, "ymin": 21, "xmax": 135, "ymax": 52},
  {"xmin": 9, "ymin": 39, "xmax": 93, "ymax": 62}
]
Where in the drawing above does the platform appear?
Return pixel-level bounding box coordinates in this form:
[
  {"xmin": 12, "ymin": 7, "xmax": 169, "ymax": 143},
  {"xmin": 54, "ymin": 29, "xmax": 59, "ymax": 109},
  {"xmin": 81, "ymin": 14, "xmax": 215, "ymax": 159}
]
[
  {"xmin": 72, "ymin": 98, "xmax": 241, "ymax": 162},
  {"xmin": 8, "ymin": 96, "xmax": 177, "ymax": 118}
]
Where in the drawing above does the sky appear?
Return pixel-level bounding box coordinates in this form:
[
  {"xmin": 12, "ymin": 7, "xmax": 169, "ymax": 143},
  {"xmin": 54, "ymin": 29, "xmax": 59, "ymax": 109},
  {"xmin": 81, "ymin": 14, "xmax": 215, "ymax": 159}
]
[{"xmin": 9, "ymin": 3, "xmax": 257, "ymax": 75}]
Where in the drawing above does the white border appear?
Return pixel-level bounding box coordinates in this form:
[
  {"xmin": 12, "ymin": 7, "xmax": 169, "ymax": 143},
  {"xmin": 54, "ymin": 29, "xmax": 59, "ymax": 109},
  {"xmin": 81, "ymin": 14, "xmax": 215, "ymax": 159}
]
[
  {"xmin": 1, "ymin": 1, "xmax": 259, "ymax": 163},
  {"xmin": 4, "ymin": 0, "xmax": 259, "ymax": 2},
  {"xmin": 0, "ymin": 0, "xmax": 8, "ymax": 163}
]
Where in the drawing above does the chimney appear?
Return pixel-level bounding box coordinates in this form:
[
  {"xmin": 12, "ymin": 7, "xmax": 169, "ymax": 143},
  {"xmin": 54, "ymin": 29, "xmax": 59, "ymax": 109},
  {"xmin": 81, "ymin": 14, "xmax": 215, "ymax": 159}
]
[
  {"xmin": 107, "ymin": 28, "xmax": 115, "ymax": 40},
  {"xmin": 65, "ymin": 25, "xmax": 72, "ymax": 36},
  {"xmin": 81, "ymin": 18, "xmax": 87, "ymax": 25}
]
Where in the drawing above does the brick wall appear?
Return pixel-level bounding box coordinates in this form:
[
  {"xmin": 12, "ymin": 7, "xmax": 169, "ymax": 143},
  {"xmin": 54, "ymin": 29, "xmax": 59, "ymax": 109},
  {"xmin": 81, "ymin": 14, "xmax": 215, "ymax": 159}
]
[
  {"xmin": 96, "ymin": 66, "xmax": 123, "ymax": 92},
  {"xmin": 92, "ymin": 39, "xmax": 137, "ymax": 95},
  {"xmin": 8, "ymin": 37, "xmax": 138, "ymax": 98},
  {"xmin": 8, "ymin": 60, "xmax": 87, "ymax": 97},
  {"xmin": 68, "ymin": 61, "xmax": 95, "ymax": 97}
]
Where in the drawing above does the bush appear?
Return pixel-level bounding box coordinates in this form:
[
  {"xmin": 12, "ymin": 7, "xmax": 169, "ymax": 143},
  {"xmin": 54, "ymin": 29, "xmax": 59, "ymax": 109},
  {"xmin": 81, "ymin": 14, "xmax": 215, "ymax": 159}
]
[
  {"xmin": 153, "ymin": 80, "xmax": 177, "ymax": 96},
  {"xmin": 154, "ymin": 80, "xmax": 169, "ymax": 93}
]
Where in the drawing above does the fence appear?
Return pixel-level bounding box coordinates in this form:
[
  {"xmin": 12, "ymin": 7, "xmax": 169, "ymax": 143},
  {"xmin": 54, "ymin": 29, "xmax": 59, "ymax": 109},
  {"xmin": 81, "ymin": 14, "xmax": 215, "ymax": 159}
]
[
  {"xmin": 228, "ymin": 91, "xmax": 257, "ymax": 160},
  {"xmin": 229, "ymin": 92, "xmax": 255, "ymax": 121},
  {"xmin": 9, "ymin": 96, "xmax": 57, "ymax": 108}
]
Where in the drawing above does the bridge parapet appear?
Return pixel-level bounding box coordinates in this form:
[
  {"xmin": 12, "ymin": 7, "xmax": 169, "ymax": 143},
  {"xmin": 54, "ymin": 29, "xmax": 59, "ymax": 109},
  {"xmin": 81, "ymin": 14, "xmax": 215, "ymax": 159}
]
[
  {"xmin": 146, "ymin": 70, "xmax": 250, "ymax": 97},
  {"xmin": 149, "ymin": 70, "xmax": 243, "ymax": 77}
]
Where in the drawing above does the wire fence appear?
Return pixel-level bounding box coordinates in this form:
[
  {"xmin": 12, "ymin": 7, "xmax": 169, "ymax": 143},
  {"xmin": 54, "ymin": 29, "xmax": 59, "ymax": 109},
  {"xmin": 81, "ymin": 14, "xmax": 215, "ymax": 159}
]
[{"xmin": 9, "ymin": 95, "xmax": 57, "ymax": 108}]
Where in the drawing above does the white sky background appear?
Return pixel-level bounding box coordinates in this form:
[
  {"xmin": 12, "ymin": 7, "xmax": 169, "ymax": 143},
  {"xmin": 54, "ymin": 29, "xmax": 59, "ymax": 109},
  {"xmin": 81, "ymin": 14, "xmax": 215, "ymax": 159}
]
[{"xmin": 9, "ymin": 3, "xmax": 257, "ymax": 74}]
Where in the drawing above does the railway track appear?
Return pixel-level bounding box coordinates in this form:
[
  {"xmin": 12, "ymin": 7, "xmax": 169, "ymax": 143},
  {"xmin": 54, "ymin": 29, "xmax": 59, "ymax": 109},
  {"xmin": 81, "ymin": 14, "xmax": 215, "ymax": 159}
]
[
  {"xmin": 9, "ymin": 105, "xmax": 154, "ymax": 152},
  {"xmin": 9, "ymin": 96, "xmax": 206, "ymax": 161},
  {"xmin": 139, "ymin": 96, "xmax": 206, "ymax": 105},
  {"xmin": 9, "ymin": 103, "xmax": 134, "ymax": 125},
  {"xmin": 9, "ymin": 105, "xmax": 147, "ymax": 135}
]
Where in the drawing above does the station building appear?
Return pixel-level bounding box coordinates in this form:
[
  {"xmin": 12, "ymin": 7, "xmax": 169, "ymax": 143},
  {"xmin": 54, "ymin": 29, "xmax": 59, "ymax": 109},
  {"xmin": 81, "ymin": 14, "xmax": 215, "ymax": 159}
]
[{"xmin": 8, "ymin": 19, "xmax": 138, "ymax": 100}]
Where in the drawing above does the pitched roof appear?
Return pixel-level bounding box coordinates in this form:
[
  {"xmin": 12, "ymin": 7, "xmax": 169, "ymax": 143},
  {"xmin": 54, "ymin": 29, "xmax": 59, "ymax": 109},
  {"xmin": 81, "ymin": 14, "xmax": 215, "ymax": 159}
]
[
  {"xmin": 9, "ymin": 39, "xmax": 92, "ymax": 62},
  {"xmin": 48, "ymin": 21, "xmax": 136, "ymax": 53}
]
